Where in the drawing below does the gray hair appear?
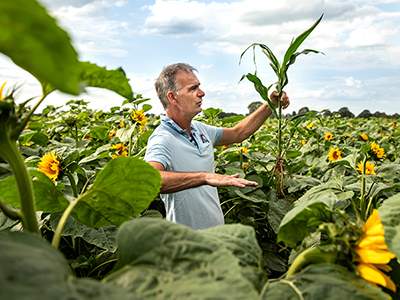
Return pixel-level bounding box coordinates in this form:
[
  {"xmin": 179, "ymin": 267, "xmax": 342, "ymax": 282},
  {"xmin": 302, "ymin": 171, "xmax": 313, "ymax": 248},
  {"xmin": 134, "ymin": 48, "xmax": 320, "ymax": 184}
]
[{"xmin": 155, "ymin": 63, "xmax": 197, "ymax": 109}]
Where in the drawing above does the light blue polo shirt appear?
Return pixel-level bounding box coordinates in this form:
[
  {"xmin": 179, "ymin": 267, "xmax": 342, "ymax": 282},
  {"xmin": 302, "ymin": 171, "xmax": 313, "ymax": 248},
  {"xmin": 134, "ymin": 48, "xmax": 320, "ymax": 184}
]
[{"xmin": 144, "ymin": 115, "xmax": 224, "ymax": 229}]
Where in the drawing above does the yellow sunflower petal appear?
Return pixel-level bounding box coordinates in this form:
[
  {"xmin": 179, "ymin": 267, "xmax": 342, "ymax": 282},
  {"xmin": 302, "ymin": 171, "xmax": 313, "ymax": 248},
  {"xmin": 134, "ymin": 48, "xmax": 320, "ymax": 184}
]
[
  {"xmin": 358, "ymin": 235, "xmax": 386, "ymax": 249},
  {"xmin": 356, "ymin": 247, "xmax": 396, "ymax": 264},
  {"xmin": 364, "ymin": 209, "xmax": 381, "ymax": 231},
  {"xmin": 0, "ymin": 81, "xmax": 6, "ymax": 100},
  {"xmin": 357, "ymin": 263, "xmax": 396, "ymax": 292}
]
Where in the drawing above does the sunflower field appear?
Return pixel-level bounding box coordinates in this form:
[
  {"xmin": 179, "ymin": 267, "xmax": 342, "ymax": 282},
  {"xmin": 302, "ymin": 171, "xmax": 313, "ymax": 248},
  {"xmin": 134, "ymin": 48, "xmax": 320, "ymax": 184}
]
[{"xmin": 1, "ymin": 1, "xmax": 400, "ymax": 300}]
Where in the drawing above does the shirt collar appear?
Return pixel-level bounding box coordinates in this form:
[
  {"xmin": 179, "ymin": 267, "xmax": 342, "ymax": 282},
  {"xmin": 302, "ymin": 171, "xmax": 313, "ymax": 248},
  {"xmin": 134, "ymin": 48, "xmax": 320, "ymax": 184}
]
[{"xmin": 161, "ymin": 115, "xmax": 196, "ymax": 134}]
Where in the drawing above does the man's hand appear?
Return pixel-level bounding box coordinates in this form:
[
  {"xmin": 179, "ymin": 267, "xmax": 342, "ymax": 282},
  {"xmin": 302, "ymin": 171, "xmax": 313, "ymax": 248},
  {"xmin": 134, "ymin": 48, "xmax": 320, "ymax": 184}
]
[
  {"xmin": 204, "ymin": 173, "xmax": 258, "ymax": 188},
  {"xmin": 270, "ymin": 91, "xmax": 290, "ymax": 109}
]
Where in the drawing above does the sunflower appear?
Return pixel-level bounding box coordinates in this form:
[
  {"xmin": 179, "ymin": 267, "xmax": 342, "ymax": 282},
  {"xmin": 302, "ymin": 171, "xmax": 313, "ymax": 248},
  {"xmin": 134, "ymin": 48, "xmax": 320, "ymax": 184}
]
[
  {"xmin": 324, "ymin": 132, "xmax": 333, "ymax": 141},
  {"xmin": 108, "ymin": 128, "xmax": 116, "ymax": 139},
  {"xmin": 370, "ymin": 142, "xmax": 380, "ymax": 152},
  {"xmin": 0, "ymin": 81, "xmax": 7, "ymax": 101},
  {"xmin": 357, "ymin": 161, "xmax": 376, "ymax": 175},
  {"xmin": 241, "ymin": 146, "xmax": 249, "ymax": 154},
  {"xmin": 37, "ymin": 151, "xmax": 61, "ymax": 182},
  {"xmin": 355, "ymin": 209, "xmax": 396, "ymax": 292},
  {"xmin": 131, "ymin": 109, "xmax": 148, "ymax": 128},
  {"xmin": 370, "ymin": 142, "xmax": 385, "ymax": 159},
  {"xmin": 111, "ymin": 143, "xmax": 128, "ymax": 159},
  {"xmin": 375, "ymin": 147, "xmax": 385, "ymax": 159},
  {"xmin": 306, "ymin": 122, "xmax": 315, "ymax": 130},
  {"xmin": 328, "ymin": 147, "xmax": 342, "ymax": 161},
  {"xmin": 360, "ymin": 133, "xmax": 368, "ymax": 141}
]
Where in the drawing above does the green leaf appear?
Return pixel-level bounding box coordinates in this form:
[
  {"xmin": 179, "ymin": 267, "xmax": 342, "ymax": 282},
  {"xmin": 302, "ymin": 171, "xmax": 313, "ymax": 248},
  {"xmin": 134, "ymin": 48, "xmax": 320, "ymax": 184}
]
[
  {"xmin": 281, "ymin": 14, "xmax": 323, "ymax": 70},
  {"xmin": 0, "ymin": 231, "xmax": 131, "ymax": 300},
  {"xmin": 278, "ymin": 179, "xmax": 347, "ymax": 247},
  {"xmin": 73, "ymin": 157, "xmax": 161, "ymax": 228},
  {"xmin": 379, "ymin": 193, "xmax": 400, "ymax": 258},
  {"xmin": 0, "ymin": 170, "xmax": 68, "ymax": 213},
  {"xmin": 105, "ymin": 218, "xmax": 259, "ymax": 299},
  {"xmin": 0, "ymin": 0, "xmax": 80, "ymax": 94},
  {"xmin": 80, "ymin": 62, "xmax": 133, "ymax": 99},
  {"xmin": 261, "ymin": 263, "xmax": 389, "ymax": 300},
  {"xmin": 49, "ymin": 214, "xmax": 117, "ymax": 252},
  {"xmin": 242, "ymin": 73, "xmax": 278, "ymax": 118},
  {"xmin": 90, "ymin": 125, "xmax": 109, "ymax": 140}
]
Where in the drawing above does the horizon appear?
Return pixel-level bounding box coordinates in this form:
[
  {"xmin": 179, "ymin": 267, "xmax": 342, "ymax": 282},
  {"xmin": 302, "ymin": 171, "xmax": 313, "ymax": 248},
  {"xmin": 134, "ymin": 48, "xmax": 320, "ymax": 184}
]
[{"xmin": 1, "ymin": 0, "xmax": 399, "ymax": 116}]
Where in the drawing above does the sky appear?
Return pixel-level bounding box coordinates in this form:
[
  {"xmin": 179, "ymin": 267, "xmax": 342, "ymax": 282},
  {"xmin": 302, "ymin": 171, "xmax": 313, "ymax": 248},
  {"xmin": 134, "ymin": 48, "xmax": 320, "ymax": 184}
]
[{"xmin": 1, "ymin": 0, "xmax": 400, "ymax": 116}]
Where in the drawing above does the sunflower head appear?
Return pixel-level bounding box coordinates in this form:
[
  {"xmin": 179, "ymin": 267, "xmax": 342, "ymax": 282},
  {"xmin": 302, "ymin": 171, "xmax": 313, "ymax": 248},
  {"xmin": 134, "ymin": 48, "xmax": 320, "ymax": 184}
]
[
  {"xmin": 111, "ymin": 143, "xmax": 128, "ymax": 159},
  {"xmin": 131, "ymin": 109, "xmax": 148, "ymax": 128},
  {"xmin": 355, "ymin": 209, "xmax": 397, "ymax": 292},
  {"xmin": 306, "ymin": 122, "xmax": 315, "ymax": 130},
  {"xmin": 370, "ymin": 142, "xmax": 380, "ymax": 152},
  {"xmin": 240, "ymin": 146, "xmax": 249, "ymax": 154},
  {"xmin": 360, "ymin": 133, "xmax": 368, "ymax": 141},
  {"xmin": 357, "ymin": 161, "xmax": 376, "ymax": 175},
  {"xmin": 328, "ymin": 147, "xmax": 342, "ymax": 162},
  {"xmin": 374, "ymin": 147, "xmax": 385, "ymax": 159},
  {"xmin": 37, "ymin": 151, "xmax": 61, "ymax": 182},
  {"xmin": 324, "ymin": 132, "xmax": 333, "ymax": 141},
  {"xmin": 108, "ymin": 128, "xmax": 116, "ymax": 139}
]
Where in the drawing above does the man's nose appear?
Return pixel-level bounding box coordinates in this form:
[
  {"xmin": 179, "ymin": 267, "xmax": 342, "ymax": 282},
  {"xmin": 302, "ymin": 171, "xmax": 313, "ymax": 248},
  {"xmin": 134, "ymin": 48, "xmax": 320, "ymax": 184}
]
[{"xmin": 197, "ymin": 88, "xmax": 205, "ymax": 97}]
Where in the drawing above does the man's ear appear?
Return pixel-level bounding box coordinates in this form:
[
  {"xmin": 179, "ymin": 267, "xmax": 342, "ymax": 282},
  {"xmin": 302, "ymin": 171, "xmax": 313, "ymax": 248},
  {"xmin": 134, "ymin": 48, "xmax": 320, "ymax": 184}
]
[{"xmin": 166, "ymin": 91, "xmax": 177, "ymax": 105}]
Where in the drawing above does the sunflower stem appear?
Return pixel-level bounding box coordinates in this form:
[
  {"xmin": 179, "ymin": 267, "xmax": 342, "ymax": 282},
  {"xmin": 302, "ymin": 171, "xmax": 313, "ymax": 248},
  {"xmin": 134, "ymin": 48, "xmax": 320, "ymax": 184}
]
[
  {"xmin": 0, "ymin": 135, "xmax": 39, "ymax": 233},
  {"xmin": 52, "ymin": 193, "xmax": 86, "ymax": 249},
  {"xmin": 66, "ymin": 172, "xmax": 78, "ymax": 198},
  {"xmin": 360, "ymin": 157, "xmax": 367, "ymax": 220}
]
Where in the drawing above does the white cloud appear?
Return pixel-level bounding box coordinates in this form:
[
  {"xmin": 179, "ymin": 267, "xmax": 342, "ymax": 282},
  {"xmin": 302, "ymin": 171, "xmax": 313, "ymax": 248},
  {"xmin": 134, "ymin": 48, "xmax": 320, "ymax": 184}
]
[{"xmin": 39, "ymin": 0, "xmax": 130, "ymax": 59}]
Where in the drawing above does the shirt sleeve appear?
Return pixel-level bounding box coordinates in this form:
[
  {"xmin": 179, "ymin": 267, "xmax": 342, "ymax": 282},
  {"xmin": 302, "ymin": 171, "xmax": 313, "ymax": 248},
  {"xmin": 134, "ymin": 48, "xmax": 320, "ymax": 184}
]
[
  {"xmin": 196, "ymin": 121, "xmax": 223, "ymax": 146},
  {"xmin": 144, "ymin": 134, "xmax": 172, "ymax": 170}
]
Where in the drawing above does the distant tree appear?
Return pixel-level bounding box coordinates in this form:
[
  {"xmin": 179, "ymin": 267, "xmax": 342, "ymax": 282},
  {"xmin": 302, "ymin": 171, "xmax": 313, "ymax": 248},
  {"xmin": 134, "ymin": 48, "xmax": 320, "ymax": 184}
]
[
  {"xmin": 219, "ymin": 111, "xmax": 239, "ymax": 118},
  {"xmin": 298, "ymin": 107, "xmax": 309, "ymax": 115},
  {"xmin": 357, "ymin": 110, "xmax": 372, "ymax": 118},
  {"xmin": 392, "ymin": 113, "xmax": 399, "ymax": 118},
  {"xmin": 373, "ymin": 111, "xmax": 388, "ymax": 118},
  {"xmin": 337, "ymin": 107, "xmax": 354, "ymax": 118},
  {"xmin": 321, "ymin": 109, "xmax": 332, "ymax": 117},
  {"xmin": 247, "ymin": 101, "xmax": 263, "ymax": 114}
]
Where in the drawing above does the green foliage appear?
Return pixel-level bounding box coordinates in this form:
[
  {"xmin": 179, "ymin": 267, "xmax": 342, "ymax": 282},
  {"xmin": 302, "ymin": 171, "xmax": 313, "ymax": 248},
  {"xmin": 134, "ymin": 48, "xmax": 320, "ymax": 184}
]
[
  {"xmin": 74, "ymin": 157, "xmax": 161, "ymax": 228},
  {"xmin": 106, "ymin": 218, "xmax": 260, "ymax": 299},
  {"xmin": 79, "ymin": 62, "xmax": 133, "ymax": 99},
  {"xmin": 0, "ymin": 0, "xmax": 80, "ymax": 95},
  {"xmin": 379, "ymin": 193, "xmax": 400, "ymax": 258},
  {"xmin": 278, "ymin": 178, "xmax": 353, "ymax": 247},
  {"xmin": 0, "ymin": 231, "xmax": 131, "ymax": 300},
  {"xmin": 0, "ymin": 169, "xmax": 68, "ymax": 212},
  {"xmin": 262, "ymin": 264, "xmax": 389, "ymax": 300}
]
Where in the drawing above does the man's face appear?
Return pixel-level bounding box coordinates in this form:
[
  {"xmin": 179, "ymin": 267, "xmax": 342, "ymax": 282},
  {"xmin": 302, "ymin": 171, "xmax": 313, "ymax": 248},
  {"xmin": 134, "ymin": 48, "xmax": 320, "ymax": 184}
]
[{"xmin": 173, "ymin": 70, "xmax": 205, "ymax": 117}]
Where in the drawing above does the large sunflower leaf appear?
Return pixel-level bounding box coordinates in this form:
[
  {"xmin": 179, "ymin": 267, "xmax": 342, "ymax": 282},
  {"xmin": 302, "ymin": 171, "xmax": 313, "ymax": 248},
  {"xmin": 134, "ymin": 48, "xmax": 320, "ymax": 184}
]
[
  {"xmin": 379, "ymin": 193, "xmax": 400, "ymax": 258},
  {"xmin": 0, "ymin": 0, "xmax": 80, "ymax": 94},
  {"xmin": 80, "ymin": 62, "xmax": 133, "ymax": 99},
  {"xmin": 0, "ymin": 231, "xmax": 131, "ymax": 300},
  {"xmin": 74, "ymin": 157, "xmax": 161, "ymax": 228},
  {"xmin": 261, "ymin": 263, "xmax": 389, "ymax": 300},
  {"xmin": 277, "ymin": 178, "xmax": 347, "ymax": 247},
  {"xmin": 105, "ymin": 218, "xmax": 260, "ymax": 299},
  {"xmin": 0, "ymin": 169, "xmax": 68, "ymax": 213}
]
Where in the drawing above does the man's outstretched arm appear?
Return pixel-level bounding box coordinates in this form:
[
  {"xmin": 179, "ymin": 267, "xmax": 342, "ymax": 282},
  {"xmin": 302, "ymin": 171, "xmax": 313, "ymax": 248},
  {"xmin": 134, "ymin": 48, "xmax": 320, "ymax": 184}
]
[
  {"xmin": 148, "ymin": 161, "xmax": 258, "ymax": 193},
  {"xmin": 217, "ymin": 91, "xmax": 289, "ymax": 146}
]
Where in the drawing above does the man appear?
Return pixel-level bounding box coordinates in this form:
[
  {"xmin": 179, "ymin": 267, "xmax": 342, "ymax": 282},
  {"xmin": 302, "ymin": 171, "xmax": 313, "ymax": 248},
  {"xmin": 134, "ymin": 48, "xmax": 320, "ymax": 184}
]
[{"xmin": 145, "ymin": 63, "xmax": 289, "ymax": 229}]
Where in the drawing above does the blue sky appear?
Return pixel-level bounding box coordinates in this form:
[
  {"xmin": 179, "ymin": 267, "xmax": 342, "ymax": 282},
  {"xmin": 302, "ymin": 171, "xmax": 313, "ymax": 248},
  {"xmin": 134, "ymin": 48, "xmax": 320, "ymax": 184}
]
[{"xmin": 1, "ymin": 0, "xmax": 400, "ymax": 115}]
